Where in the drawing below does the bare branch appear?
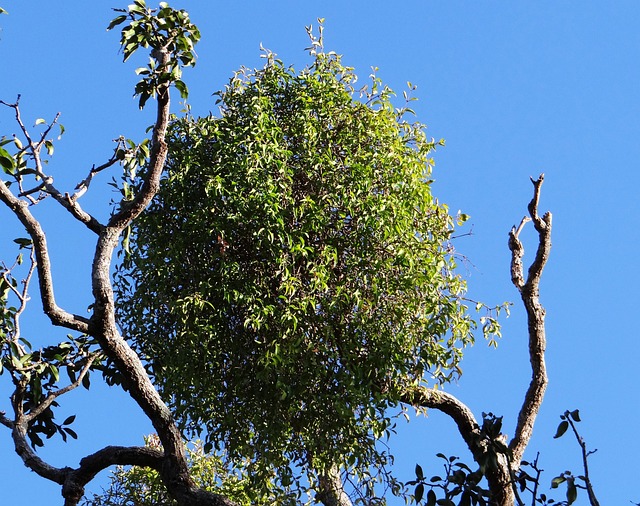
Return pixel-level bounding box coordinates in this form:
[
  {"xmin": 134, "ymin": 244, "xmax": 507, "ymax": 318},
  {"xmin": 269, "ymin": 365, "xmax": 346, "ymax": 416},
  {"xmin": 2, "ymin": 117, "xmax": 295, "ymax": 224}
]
[
  {"xmin": 401, "ymin": 386, "xmax": 482, "ymax": 451},
  {"xmin": 11, "ymin": 423, "xmax": 67, "ymax": 484},
  {"xmin": 508, "ymin": 174, "xmax": 551, "ymax": 466},
  {"xmin": 1, "ymin": 99, "xmax": 105, "ymax": 233},
  {"xmin": 61, "ymin": 445, "xmax": 164, "ymax": 506},
  {"xmin": 2, "ymin": 247, "xmax": 37, "ymax": 348},
  {"xmin": 0, "ymin": 181, "xmax": 90, "ymax": 334},
  {"xmin": 0, "ymin": 411, "xmax": 14, "ymax": 429},
  {"xmin": 71, "ymin": 146, "xmax": 123, "ymax": 201}
]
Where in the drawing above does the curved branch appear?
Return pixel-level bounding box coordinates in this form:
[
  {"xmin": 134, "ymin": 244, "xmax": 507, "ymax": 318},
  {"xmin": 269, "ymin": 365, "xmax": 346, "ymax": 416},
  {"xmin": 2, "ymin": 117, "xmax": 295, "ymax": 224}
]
[
  {"xmin": 108, "ymin": 60, "xmax": 170, "ymax": 231},
  {"xmin": 88, "ymin": 72, "xmax": 234, "ymax": 506},
  {"xmin": 62, "ymin": 445, "xmax": 164, "ymax": 506},
  {"xmin": 11, "ymin": 423, "xmax": 68, "ymax": 484},
  {"xmin": 508, "ymin": 174, "xmax": 551, "ymax": 466},
  {"xmin": 401, "ymin": 386, "xmax": 482, "ymax": 451},
  {"xmin": 0, "ymin": 181, "xmax": 90, "ymax": 334}
]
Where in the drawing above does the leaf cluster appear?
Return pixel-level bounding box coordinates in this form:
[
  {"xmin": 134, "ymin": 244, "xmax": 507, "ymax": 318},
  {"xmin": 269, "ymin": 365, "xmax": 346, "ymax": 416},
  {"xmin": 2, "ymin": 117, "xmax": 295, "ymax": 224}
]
[
  {"xmin": 108, "ymin": 1, "xmax": 200, "ymax": 108},
  {"xmin": 408, "ymin": 456, "xmax": 489, "ymax": 506},
  {"xmin": 114, "ymin": 33, "xmax": 477, "ymax": 496}
]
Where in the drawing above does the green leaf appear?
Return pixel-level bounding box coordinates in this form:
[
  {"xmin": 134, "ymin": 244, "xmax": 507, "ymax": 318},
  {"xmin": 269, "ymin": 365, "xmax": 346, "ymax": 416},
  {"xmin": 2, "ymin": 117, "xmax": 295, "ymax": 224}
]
[
  {"xmin": 415, "ymin": 483, "xmax": 424, "ymax": 503},
  {"xmin": 569, "ymin": 409, "xmax": 581, "ymax": 422},
  {"xmin": 0, "ymin": 146, "xmax": 15, "ymax": 173},
  {"xmin": 567, "ymin": 481, "xmax": 577, "ymax": 504},
  {"xmin": 553, "ymin": 420, "xmax": 569, "ymax": 439},
  {"xmin": 63, "ymin": 427, "xmax": 78, "ymax": 440},
  {"xmin": 415, "ymin": 463, "xmax": 424, "ymax": 480},
  {"xmin": 174, "ymin": 79, "xmax": 189, "ymax": 99},
  {"xmin": 66, "ymin": 365, "xmax": 77, "ymax": 384},
  {"xmin": 82, "ymin": 372, "xmax": 91, "ymax": 390},
  {"xmin": 34, "ymin": 118, "xmax": 46, "ymax": 126},
  {"xmin": 426, "ymin": 490, "xmax": 437, "ymax": 506},
  {"xmin": 13, "ymin": 237, "xmax": 33, "ymax": 249},
  {"xmin": 551, "ymin": 475, "xmax": 566, "ymax": 488},
  {"xmin": 62, "ymin": 415, "xmax": 76, "ymax": 426},
  {"xmin": 106, "ymin": 14, "xmax": 128, "ymax": 31}
]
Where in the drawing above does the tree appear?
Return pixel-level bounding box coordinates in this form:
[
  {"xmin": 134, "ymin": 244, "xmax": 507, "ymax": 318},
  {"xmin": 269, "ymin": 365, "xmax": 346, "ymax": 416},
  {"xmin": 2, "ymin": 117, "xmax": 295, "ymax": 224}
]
[
  {"xmin": 0, "ymin": 3, "xmax": 235, "ymax": 505},
  {"xmin": 0, "ymin": 1, "xmax": 485, "ymax": 504},
  {"xmin": 0, "ymin": 3, "xmax": 589, "ymax": 506},
  {"xmin": 111, "ymin": 21, "xmax": 498, "ymax": 503}
]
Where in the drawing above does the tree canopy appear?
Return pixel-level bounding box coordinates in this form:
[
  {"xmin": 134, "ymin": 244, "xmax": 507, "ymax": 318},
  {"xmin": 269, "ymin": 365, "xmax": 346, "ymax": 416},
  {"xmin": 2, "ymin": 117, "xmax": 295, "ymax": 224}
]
[
  {"xmin": 0, "ymin": 3, "xmax": 571, "ymax": 506},
  {"xmin": 113, "ymin": 26, "xmax": 483, "ymax": 496}
]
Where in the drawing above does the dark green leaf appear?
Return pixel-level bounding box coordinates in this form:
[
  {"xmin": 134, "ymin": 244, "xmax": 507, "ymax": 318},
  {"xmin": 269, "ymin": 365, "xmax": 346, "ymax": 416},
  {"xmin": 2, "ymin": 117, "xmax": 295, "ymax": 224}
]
[
  {"xmin": 553, "ymin": 420, "xmax": 569, "ymax": 439},
  {"xmin": 415, "ymin": 463, "xmax": 424, "ymax": 480},
  {"xmin": 174, "ymin": 79, "xmax": 189, "ymax": 99},
  {"xmin": 66, "ymin": 365, "xmax": 77, "ymax": 384},
  {"xmin": 0, "ymin": 146, "xmax": 15, "ymax": 173},
  {"xmin": 415, "ymin": 483, "xmax": 424, "ymax": 503},
  {"xmin": 567, "ymin": 482, "xmax": 577, "ymax": 504},
  {"xmin": 64, "ymin": 427, "xmax": 78, "ymax": 440},
  {"xmin": 106, "ymin": 14, "xmax": 128, "ymax": 31},
  {"xmin": 13, "ymin": 237, "xmax": 33, "ymax": 248},
  {"xmin": 82, "ymin": 372, "xmax": 91, "ymax": 390}
]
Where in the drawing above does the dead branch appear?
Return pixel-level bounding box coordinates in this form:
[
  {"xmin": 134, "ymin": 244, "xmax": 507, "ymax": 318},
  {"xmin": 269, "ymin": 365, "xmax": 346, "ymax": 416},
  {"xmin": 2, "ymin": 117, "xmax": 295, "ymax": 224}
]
[
  {"xmin": 71, "ymin": 144, "xmax": 124, "ymax": 201},
  {"xmin": 508, "ymin": 174, "xmax": 551, "ymax": 466}
]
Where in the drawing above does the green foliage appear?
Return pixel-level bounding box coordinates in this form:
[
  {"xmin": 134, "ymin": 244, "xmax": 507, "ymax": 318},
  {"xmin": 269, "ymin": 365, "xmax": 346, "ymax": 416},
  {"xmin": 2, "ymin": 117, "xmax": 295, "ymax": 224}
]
[
  {"xmin": 114, "ymin": 26, "xmax": 478, "ymax": 496},
  {"xmin": 83, "ymin": 435, "xmax": 296, "ymax": 506},
  {"xmin": 108, "ymin": 1, "xmax": 200, "ymax": 108}
]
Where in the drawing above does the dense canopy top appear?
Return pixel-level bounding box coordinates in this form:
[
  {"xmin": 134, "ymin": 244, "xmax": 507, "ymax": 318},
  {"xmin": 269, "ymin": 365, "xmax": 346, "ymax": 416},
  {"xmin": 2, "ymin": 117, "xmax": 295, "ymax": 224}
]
[{"xmin": 115, "ymin": 38, "xmax": 476, "ymax": 493}]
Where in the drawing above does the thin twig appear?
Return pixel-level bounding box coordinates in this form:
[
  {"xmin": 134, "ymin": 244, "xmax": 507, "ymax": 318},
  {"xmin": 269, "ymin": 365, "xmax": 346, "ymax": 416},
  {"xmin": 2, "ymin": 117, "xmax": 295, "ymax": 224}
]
[
  {"xmin": 24, "ymin": 355, "xmax": 98, "ymax": 422},
  {"xmin": 565, "ymin": 414, "xmax": 600, "ymax": 506}
]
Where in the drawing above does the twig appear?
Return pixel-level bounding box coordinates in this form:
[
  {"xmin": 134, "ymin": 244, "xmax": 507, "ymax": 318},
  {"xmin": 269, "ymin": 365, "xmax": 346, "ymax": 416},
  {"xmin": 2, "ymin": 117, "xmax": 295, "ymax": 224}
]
[{"xmin": 565, "ymin": 414, "xmax": 600, "ymax": 506}]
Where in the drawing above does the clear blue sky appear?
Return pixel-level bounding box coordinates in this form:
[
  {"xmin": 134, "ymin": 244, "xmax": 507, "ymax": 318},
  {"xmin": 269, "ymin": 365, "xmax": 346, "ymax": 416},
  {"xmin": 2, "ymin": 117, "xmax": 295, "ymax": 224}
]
[{"xmin": 1, "ymin": 1, "xmax": 638, "ymax": 504}]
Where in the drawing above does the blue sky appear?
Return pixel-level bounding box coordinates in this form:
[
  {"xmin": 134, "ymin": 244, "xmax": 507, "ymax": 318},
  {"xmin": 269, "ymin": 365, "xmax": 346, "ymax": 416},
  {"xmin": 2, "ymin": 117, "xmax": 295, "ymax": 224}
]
[{"xmin": 1, "ymin": 1, "xmax": 639, "ymax": 504}]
